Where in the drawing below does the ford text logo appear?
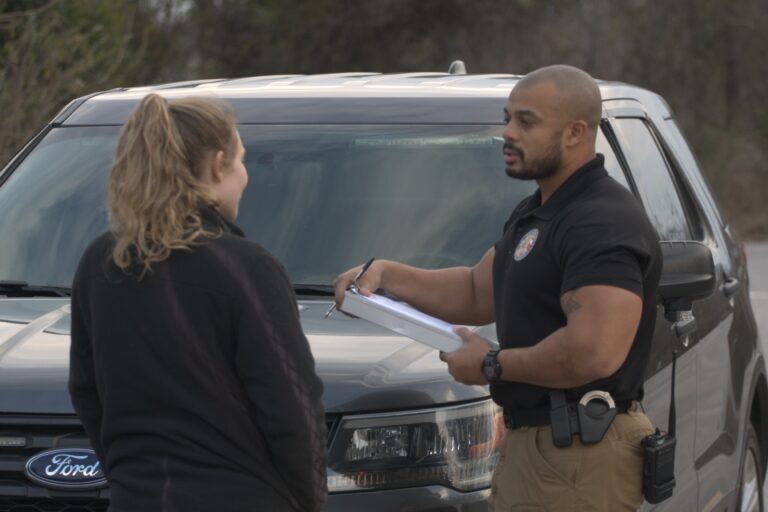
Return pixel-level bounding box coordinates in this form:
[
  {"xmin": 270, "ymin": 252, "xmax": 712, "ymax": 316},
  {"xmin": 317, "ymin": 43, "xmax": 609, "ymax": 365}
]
[{"xmin": 24, "ymin": 448, "xmax": 107, "ymax": 490}]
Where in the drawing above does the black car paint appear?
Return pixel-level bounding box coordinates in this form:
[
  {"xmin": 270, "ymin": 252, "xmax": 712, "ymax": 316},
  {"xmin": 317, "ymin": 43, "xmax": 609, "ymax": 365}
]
[{"xmin": 0, "ymin": 298, "xmax": 487, "ymax": 415}]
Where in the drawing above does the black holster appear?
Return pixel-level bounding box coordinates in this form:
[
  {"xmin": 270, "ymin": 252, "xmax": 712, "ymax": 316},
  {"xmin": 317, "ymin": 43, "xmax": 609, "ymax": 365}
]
[{"xmin": 548, "ymin": 390, "xmax": 617, "ymax": 448}]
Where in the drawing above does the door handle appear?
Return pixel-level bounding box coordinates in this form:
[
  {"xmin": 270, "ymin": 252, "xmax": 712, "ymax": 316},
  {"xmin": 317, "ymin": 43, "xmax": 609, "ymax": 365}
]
[{"xmin": 723, "ymin": 277, "xmax": 740, "ymax": 298}]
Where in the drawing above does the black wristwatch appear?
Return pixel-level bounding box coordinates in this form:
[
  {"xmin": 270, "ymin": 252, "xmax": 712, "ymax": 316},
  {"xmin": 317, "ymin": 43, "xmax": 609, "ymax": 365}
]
[{"xmin": 481, "ymin": 349, "xmax": 502, "ymax": 383}]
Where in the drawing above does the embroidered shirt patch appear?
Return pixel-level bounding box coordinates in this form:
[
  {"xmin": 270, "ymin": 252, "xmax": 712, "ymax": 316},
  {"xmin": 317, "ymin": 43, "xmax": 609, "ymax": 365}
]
[{"xmin": 513, "ymin": 228, "xmax": 539, "ymax": 261}]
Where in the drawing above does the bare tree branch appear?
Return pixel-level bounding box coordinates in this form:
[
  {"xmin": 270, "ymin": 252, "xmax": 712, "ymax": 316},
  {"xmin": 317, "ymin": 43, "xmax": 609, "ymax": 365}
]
[{"xmin": 0, "ymin": 0, "xmax": 62, "ymax": 23}]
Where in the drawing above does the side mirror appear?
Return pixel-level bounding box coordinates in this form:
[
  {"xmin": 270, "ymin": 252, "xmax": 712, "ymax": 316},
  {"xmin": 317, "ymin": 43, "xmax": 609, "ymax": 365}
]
[{"xmin": 658, "ymin": 241, "xmax": 716, "ymax": 329}]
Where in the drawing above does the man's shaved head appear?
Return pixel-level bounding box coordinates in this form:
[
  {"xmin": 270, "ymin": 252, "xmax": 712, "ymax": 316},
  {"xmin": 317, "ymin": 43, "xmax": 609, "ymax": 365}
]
[
  {"xmin": 515, "ymin": 65, "xmax": 602, "ymax": 130},
  {"xmin": 502, "ymin": 65, "xmax": 602, "ymax": 184}
]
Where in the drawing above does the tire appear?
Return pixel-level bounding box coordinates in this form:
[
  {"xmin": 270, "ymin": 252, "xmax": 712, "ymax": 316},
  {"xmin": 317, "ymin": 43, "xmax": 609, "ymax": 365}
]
[{"xmin": 738, "ymin": 423, "xmax": 764, "ymax": 512}]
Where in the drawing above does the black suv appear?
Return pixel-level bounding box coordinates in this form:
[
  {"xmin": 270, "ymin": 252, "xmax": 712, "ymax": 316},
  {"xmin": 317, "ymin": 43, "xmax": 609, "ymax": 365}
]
[{"xmin": 0, "ymin": 72, "xmax": 764, "ymax": 512}]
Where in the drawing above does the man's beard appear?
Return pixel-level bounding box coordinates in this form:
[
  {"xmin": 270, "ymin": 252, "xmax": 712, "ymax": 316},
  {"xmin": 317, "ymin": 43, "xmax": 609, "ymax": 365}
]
[{"xmin": 505, "ymin": 135, "xmax": 562, "ymax": 181}]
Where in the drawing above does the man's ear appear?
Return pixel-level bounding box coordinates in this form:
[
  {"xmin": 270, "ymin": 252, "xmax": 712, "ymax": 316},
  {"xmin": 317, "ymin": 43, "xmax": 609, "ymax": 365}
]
[
  {"xmin": 208, "ymin": 150, "xmax": 226, "ymax": 183},
  {"xmin": 563, "ymin": 120, "xmax": 588, "ymax": 148}
]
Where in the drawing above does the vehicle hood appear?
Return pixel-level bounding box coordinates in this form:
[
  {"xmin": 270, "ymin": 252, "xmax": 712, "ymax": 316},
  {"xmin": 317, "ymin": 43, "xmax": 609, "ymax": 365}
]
[{"xmin": 0, "ymin": 298, "xmax": 490, "ymax": 415}]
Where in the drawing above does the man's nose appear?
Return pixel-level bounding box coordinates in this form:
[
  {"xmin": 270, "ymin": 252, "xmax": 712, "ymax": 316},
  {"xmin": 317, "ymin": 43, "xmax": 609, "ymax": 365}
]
[{"xmin": 502, "ymin": 121, "xmax": 519, "ymax": 143}]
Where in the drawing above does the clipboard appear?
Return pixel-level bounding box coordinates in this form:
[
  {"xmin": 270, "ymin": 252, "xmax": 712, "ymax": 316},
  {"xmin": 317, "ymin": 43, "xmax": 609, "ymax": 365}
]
[{"xmin": 341, "ymin": 289, "xmax": 462, "ymax": 352}]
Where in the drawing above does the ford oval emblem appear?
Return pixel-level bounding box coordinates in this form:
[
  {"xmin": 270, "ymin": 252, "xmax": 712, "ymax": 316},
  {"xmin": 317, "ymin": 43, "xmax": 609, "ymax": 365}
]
[{"xmin": 24, "ymin": 448, "xmax": 107, "ymax": 490}]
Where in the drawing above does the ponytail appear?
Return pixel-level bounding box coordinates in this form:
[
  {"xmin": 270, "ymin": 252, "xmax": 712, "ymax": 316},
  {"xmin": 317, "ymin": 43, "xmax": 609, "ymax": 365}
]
[{"xmin": 107, "ymin": 93, "xmax": 237, "ymax": 276}]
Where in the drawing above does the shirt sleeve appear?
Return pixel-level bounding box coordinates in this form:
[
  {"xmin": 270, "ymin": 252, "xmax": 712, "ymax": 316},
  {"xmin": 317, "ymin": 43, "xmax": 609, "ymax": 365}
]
[
  {"xmin": 234, "ymin": 254, "xmax": 327, "ymax": 512},
  {"xmin": 555, "ymin": 204, "xmax": 653, "ymax": 297},
  {"xmin": 68, "ymin": 274, "xmax": 107, "ymax": 469}
]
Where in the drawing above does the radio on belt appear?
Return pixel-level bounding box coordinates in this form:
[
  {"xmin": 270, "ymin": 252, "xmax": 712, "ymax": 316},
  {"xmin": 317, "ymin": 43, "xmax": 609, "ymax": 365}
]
[{"xmin": 641, "ymin": 350, "xmax": 678, "ymax": 504}]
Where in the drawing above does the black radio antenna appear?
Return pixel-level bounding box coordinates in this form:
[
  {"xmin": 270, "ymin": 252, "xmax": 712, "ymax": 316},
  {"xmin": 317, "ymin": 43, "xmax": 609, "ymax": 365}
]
[{"xmin": 669, "ymin": 350, "xmax": 677, "ymax": 438}]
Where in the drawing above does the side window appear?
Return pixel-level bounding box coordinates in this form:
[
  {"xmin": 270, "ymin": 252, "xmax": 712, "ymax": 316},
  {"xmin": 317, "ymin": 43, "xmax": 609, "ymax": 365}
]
[
  {"xmin": 664, "ymin": 119, "xmax": 724, "ymax": 228},
  {"xmin": 612, "ymin": 118, "xmax": 692, "ymax": 240},
  {"xmin": 596, "ymin": 128, "xmax": 629, "ymax": 189}
]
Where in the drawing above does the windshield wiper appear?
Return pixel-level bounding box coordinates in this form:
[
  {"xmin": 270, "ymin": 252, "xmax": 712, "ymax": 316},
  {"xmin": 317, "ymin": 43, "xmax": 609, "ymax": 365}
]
[
  {"xmin": 293, "ymin": 284, "xmax": 336, "ymax": 297},
  {"xmin": 0, "ymin": 281, "xmax": 72, "ymax": 298}
]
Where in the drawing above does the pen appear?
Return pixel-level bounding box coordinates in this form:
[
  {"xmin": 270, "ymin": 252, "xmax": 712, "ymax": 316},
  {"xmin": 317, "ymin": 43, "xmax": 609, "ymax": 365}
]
[{"xmin": 324, "ymin": 257, "xmax": 375, "ymax": 319}]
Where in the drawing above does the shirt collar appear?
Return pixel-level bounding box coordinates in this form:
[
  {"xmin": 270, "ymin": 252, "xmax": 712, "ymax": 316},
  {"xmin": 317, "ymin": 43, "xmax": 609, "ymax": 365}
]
[
  {"xmin": 200, "ymin": 206, "xmax": 245, "ymax": 238},
  {"xmin": 520, "ymin": 154, "xmax": 608, "ymax": 221}
]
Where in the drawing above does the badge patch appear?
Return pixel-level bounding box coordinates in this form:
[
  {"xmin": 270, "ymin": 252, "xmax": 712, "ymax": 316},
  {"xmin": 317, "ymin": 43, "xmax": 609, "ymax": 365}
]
[{"xmin": 514, "ymin": 228, "xmax": 539, "ymax": 261}]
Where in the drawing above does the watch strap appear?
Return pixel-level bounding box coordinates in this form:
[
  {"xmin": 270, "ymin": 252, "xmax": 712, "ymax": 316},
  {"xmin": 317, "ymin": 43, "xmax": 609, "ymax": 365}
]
[{"xmin": 482, "ymin": 349, "xmax": 502, "ymax": 383}]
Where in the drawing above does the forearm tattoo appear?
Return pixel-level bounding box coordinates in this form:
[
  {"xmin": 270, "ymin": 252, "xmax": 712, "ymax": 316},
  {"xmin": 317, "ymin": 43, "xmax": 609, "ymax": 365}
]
[{"xmin": 561, "ymin": 291, "xmax": 583, "ymax": 316}]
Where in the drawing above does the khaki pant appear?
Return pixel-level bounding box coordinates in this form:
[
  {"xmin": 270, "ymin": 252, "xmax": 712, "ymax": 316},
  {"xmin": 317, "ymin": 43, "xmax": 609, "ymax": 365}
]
[{"xmin": 489, "ymin": 409, "xmax": 654, "ymax": 512}]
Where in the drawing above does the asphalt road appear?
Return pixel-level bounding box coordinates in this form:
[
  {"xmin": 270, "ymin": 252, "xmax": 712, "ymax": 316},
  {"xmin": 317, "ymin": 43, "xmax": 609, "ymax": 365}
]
[{"xmin": 747, "ymin": 243, "xmax": 768, "ymax": 350}]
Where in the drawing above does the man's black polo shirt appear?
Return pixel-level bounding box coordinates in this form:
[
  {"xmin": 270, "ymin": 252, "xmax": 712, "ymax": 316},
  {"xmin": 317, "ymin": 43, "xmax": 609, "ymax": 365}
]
[{"xmin": 491, "ymin": 154, "xmax": 662, "ymax": 414}]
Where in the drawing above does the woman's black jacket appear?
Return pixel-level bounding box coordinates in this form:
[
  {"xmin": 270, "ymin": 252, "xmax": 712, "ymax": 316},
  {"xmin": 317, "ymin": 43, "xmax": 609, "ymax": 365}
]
[{"xmin": 68, "ymin": 209, "xmax": 327, "ymax": 512}]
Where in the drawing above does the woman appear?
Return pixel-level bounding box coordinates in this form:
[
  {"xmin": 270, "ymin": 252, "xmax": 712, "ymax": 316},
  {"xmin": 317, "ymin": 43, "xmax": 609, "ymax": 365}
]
[{"xmin": 68, "ymin": 94, "xmax": 327, "ymax": 512}]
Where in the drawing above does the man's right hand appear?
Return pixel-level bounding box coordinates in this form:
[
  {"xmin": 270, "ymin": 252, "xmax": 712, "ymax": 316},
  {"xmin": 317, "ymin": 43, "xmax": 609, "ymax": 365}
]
[
  {"xmin": 331, "ymin": 248, "xmax": 495, "ymax": 326},
  {"xmin": 333, "ymin": 260, "xmax": 387, "ymax": 309}
]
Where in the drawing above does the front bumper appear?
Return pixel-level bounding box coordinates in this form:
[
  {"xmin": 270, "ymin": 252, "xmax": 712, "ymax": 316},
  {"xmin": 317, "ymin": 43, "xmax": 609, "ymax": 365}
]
[{"xmin": 326, "ymin": 486, "xmax": 490, "ymax": 511}]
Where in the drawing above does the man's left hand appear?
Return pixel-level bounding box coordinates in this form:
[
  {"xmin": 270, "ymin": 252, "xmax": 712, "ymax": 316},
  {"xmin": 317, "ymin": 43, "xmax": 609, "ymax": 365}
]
[{"xmin": 439, "ymin": 327, "xmax": 492, "ymax": 385}]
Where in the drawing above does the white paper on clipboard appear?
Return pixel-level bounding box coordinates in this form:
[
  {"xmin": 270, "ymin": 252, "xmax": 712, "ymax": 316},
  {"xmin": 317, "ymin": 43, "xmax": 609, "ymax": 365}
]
[{"xmin": 340, "ymin": 289, "xmax": 462, "ymax": 352}]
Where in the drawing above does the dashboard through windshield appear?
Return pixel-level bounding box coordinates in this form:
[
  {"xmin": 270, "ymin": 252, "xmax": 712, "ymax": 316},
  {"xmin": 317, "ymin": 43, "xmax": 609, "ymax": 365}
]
[{"xmin": 0, "ymin": 124, "xmax": 534, "ymax": 288}]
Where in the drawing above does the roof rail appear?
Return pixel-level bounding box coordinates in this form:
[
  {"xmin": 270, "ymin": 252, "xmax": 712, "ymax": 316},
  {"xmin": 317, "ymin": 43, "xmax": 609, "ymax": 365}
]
[
  {"xmin": 209, "ymin": 75, "xmax": 303, "ymax": 87},
  {"xmin": 136, "ymin": 79, "xmax": 228, "ymax": 91},
  {"xmin": 448, "ymin": 60, "xmax": 467, "ymax": 75},
  {"xmin": 364, "ymin": 72, "xmax": 449, "ymax": 83},
  {"xmin": 288, "ymin": 72, "xmax": 380, "ymax": 82}
]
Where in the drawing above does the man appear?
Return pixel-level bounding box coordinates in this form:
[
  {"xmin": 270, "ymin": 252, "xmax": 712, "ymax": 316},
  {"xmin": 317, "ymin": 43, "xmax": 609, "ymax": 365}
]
[{"xmin": 333, "ymin": 64, "xmax": 662, "ymax": 510}]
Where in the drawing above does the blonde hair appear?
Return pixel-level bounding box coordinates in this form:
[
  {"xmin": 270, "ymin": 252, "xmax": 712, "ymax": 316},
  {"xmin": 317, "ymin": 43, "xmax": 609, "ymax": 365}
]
[{"xmin": 107, "ymin": 93, "xmax": 237, "ymax": 275}]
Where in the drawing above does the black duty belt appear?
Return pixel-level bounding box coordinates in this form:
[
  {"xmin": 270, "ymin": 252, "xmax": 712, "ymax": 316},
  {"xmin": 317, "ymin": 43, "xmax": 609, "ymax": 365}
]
[{"xmin": 503, "ymin": 400, "xmax": 634, "ymax": 430}]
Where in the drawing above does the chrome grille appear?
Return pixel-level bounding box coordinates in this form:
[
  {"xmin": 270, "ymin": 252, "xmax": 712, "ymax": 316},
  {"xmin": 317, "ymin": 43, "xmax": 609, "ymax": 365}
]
[
  {"xmin": 0, "ymin": 497, "xmax": 107, "ymax": 512},
  {"xmin": 0, "ymin": 413, "xmax": 340, "ymax": 510},
  {"xmin": 0, "ymin": 416, "xmax": 108, "ymax": 511}
]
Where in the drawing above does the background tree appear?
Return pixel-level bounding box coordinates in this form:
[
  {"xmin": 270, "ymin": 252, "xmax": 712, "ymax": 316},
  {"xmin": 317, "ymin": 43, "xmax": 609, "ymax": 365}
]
[
  {"xmin": 1, "ymin": 0, "xmax": 766, "ymax": 236},
  {"xmin": 0, "ymin": 0, "xmax": 152, "ymax": 160}
]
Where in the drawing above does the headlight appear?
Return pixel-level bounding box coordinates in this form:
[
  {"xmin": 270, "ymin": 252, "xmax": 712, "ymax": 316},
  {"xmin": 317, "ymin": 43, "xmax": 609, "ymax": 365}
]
[{"xmin": 327, "ymin": 399, "xmax": 503, "ymax": 493}]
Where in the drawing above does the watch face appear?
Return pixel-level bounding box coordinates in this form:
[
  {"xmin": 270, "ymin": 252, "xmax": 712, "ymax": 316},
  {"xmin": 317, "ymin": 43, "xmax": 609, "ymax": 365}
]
[{"xmin": 483, "ymin": 351, "xmax": 499, "ymax": 382}]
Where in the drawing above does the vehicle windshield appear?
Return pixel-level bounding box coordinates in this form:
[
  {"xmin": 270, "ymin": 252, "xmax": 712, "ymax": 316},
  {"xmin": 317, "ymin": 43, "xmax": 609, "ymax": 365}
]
[{"xmin": 0, "ymin": 124, "xmax": 535, "ymax": 288}]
